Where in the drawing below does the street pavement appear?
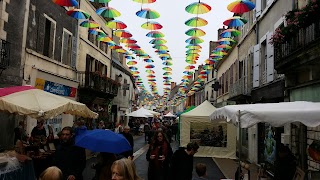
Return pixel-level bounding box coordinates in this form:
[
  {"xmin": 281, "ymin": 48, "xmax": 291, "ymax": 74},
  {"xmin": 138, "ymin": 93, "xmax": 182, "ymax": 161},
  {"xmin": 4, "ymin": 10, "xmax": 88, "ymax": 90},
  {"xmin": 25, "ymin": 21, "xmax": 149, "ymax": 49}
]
[{"xmin": 83, "ymin": 134, "xmax": 225, "ymax": 180}]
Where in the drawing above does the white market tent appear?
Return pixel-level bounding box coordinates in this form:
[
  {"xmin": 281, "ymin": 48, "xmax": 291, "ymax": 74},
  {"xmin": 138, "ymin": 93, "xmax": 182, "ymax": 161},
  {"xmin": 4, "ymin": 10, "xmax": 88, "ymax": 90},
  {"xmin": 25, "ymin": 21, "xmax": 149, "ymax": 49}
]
[
  {"xmin": 180, "ymin": 100, "xmax": 236, "ymax": 159},
  {"xmin": 164, "ymin": 112, "xmax": 176, "ymax": 117},
  {"xmin": 209, "ymin": 101, "xmax": 320, "ymax": 128},
  {"xmin": 147, "ymin": 109, "xmax": 160, "ymax": 116},
  {"xmin": 126, "ymin": 107, "xmax": 153, "ymax": 118}
]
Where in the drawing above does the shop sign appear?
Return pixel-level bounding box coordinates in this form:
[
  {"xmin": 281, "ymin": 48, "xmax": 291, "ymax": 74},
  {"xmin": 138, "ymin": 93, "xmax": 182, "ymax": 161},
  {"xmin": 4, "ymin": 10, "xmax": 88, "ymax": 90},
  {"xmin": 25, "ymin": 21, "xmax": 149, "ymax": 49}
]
[{"xmin": 35, "ymin": 78, "xmax": 76, "ymax": 97}]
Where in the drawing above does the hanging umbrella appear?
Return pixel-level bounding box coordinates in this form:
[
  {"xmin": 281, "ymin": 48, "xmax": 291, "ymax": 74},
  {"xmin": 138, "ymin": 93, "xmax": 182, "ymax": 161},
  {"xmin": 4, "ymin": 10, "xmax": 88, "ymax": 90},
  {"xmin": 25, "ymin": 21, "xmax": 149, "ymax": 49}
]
[
  {"xmin": 162, "ymin": 61, "xmax": 173, "ymax": 66},
  {"xmin": 204, "ymin": 59, "xmax": 215, "ymax": 65},
  {"xmin": 80, "ymin": 20, "xmax": 100, "ymax": 28},
  {"xmin": 75, "ymin": 129, "xmax": 131, "ymax": 153},
  {"xmin": 96, "ymin": 7, "xmax": 121, "ymax": 18},
  {"xmin": 185, "ymin": 17, "xmax": 208, "ymax": 27},
  {"xmin": 120, "ymin": 38, "xmax": 137, "ymax": 44},
  {"xmin": 163, "ymin": 72, "xmax": 172, "ymax": 75},
  {"xmin": 52, "ymin": 0, "xmax": 78, "ymax": 7},
  {"xmin": 186, "ymin": 44, "xmax": 202, "ymax": 49},
  {"xmin": 113, "ymin": 30, "xmax": 132, "ymax": 38},
  {"xmin": 136, "ymin": 8, "xmax": 160, "ymax": 19},
  {"xmin": 144, "ymin": 59, "xmax": 154, "ymax": 63},
  {"xmin": 146, "ymin": 31, "xmax": 164, "ymax": 38},
  {"xmin": 218, "ymin": 38, "xmax": 236, "ymax": 43},
  {"xmin": 141, "ymin": 21, "xmax": 163, "ymax": 30},
  {"xmin": 220, "ymin": 29, "xmax": 241, "ymax": 38},
  {"xmin": 145, "ymin": 64, "xmax": 155, "ymax": 68},
  {"xmin": 0, "ymin": 86, "xmax": 98, "ymax": 119},
  {"xmin": 132, "ymin": 0, "xmax": 156, "ymax": 4},
  {"xmin": 88, "ymin": 29, "xmax": 105, "ymax": 36},
  {"xmin": 106, "ymin": 20, "xmax": 127, "ymax": 29},
  {"xmin": 227, "ymin": 0, "xmax": 256, "ymax": 14},
  {"xmin": 130, "ymin": 67, "xmax": 138, "ymax": 71},
  {"xmin": 163, "ymin": 67, "xmax": 172, "ymax": 71},
  {"xmin": 185, "ymin": 2, "xmax": 211, "ymax": 14},
  {"xmin": 146, "ymin": 69, "xmax": 155, "ymax": 73},
  {"xmin": 127, "ymin": 61, "xmax": 137, "ymax": 65},
  {"xmin": 185, "ymin": 28, "xmax": 206, "ymax": 37},
  {"xmin": 89, "ymin": 0, "xmax": 111, "ymax": 3},
  {"xmin": 223, "ymin": 16, "xmax": 247, "ymax": 27},
  {"xmin": 152, "ymin": 44, "xmax": 168, "ymax": 50},
  {"xmin": 149, "ymin": 38, "xmax": 167, "ymax": 44},
  {"xmin": 125, "ymin": 55, "xmax": 135, "ymax": 60},
  {"xmin": 67, "ymin": 9, "xmax": 90, "ymax": 19},
  {"xmin": 186, "ymin": 37, "xmax": 204, "ymax": 44},
  {"xmin": 216, "ymin": 44, "xmax": 232, "ymax": 49}
]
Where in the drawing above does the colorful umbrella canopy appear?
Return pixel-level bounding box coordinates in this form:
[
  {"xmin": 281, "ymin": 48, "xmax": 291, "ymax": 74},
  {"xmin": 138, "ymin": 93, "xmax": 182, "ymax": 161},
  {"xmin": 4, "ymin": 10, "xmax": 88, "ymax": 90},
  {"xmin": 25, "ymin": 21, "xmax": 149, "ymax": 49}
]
[
  {"xmin": 223, "ymin": 16, "xmax": 247, "ymax": 27},
  {"xmin": 185, "ymin": 28, "xmax": 206, "ymax": 37},
  {"xmin": 136, "ymin": 8, "xmax": 160, "ymax": 19},
  {"xmin": 216, "ymin": 44, "xmax": 232, "ymax": 50},
  {"xmin": 162, "ymin": 61, "xmax": 173, "ymax": 66},
  {"xmin": 67, "ymin": 9, "xmax": 90, "ymax": 19},
  {"xmin": 146, "ymin": 31, "xmax": 165, "ymax": 38},
  {"xmin": 149, "ymin": 38, "xmax": 167, "ymax": 44},
  {"xmin": 163, "ymin": 67, "xmax": 172, "ymax": 71},
  {"xmin": 127, "ymin": 61, "xmax": 137, "ymax": 65},
  {"xmin": 125, "ymin": 56, "xmax": 135, "ymax": 60},
  {"xmin": 144, "ymin": 59, "xmax": 154, "ymax": 63},
  {"xmin": 80, "ymin": 20, "xmax": 99, "ymax": 28},
  {"xmin": 89, "ymin": 0, "xmax": 111, "ymax": 3},
  {"xmin": 220, "ymin": 29, "xmax": 241, "ymax": 38},
  {"xmin": 145, "ymin": 64, "xmax": 155, "ymax": 68},
  {"xmin": 185, "ymin": 17, "xmax": 208, "ymax": 27},
  {"xmin": 113, "ymin": 30, "xmax": 132, "ymax": 38},
  {"xmin": 96, "ymin": 7, "xmax": 121, "ymax": 18},
  {"xmin": 152, "ymin": 44, "xmax": 168, "ymax": 50},
  {"xmin": 141, "ymin": 21, "xmax": 163, "ymax": 30},
  {"xmin": 186, "ymin": 37, "xmax": 204, "ymax": 44},
  {"xmin": 106, "ymin": 20, "xmax": 127, "ymax": 29},
  {"xmin": 52, "ymin": 0, "xmax": 78, "ymax": 7},
  {"xmin": 132, "ymin": 0, "xmax": 156, "ymax": 4},
  {"xmin": 88, "ymin": 28, "xmax": 106, "ymax": 36},
  {"xmin": 129, "ymin": 66, "xmax": 138, "ymax": 70},
  {"xmin": 217, "ymin": 38, "xmax": 236, "ymax": 43},
  {"xmin": 146, "ymin": 69, "xmax": 155, "ymax": 73},
  {"xmin": 120, "ymin": 38, "xmax": 137, "ymax": 44},
  {"xmin": 185, "ymin": 2, "xmax": 211, "ymax": 14},
  {"xmin": 227, "ymin": 0, "xmax": 256, "ymax": 14},
  {"xmin": 163, "ymin": 72, "xmax": 172, "ymax": 75},
  {"xmin": 186, "ymin": 44, "xmax": 202, "ymax": 49}
]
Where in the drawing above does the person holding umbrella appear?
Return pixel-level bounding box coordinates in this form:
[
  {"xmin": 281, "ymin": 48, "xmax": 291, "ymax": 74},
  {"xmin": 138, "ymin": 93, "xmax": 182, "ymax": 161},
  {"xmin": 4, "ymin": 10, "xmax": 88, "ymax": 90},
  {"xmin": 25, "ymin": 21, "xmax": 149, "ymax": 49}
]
[
  {"xmin": 53, "ymin": 127, "xmax": 86, "ymax": 180},
  {"xmin": 120, "ymin": 126, "xmax": 134, "ymax": 159}
]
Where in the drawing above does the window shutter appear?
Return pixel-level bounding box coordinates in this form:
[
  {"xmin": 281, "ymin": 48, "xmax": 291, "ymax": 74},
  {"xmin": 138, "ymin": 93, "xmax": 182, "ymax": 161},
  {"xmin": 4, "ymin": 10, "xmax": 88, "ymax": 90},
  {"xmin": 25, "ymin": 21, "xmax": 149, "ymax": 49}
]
[
  {"xmin": 230, "ymin": 64, "xmax": 233, "ymax": 85},
  {"xmin": 253, "ymin": 44, "xmax": 260, "ymax": 88},
  {"xmin": 37, "ymin": 14, "xmax": 45, "ymax": 54},
  {"xmin": 48, "ymin": 21, "xmax": 55, "ymax": 59},
  {"xmin": 71, "ymin": 35, "xmax": 77, "ymax": 68},
  {"xmin": 266, "ymin": 32, "xmax": 274, "ymax": 82},
  {"xmin": 62, "ymin": 32, "xmax": 69, "ymax": 64},
  {"xmin": 256, "ymin": 0, "xmax": 262, "ymax": 17}
]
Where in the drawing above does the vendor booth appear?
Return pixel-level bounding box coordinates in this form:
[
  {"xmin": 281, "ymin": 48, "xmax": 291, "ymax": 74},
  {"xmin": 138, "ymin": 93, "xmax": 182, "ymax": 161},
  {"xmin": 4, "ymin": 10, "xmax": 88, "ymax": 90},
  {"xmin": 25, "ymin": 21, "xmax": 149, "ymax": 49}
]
[{"xmin": 180, "ymin": 100, "xmax": 236, "ymax": 158}]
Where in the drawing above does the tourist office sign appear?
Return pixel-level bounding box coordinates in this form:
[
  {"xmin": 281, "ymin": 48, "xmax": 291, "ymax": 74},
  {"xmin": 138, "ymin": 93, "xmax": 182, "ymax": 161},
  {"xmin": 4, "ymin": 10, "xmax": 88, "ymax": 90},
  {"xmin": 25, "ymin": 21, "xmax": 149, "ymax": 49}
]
[{"xmin": 35, "ymin": 78, "xmax": 76, "ymax": 97}]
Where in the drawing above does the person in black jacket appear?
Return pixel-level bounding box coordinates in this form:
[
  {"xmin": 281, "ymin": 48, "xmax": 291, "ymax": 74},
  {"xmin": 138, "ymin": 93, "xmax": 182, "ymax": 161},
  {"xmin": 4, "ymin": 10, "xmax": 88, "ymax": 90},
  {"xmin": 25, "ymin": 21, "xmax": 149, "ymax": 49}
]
[
  {"xmin": 120, "ymin": 126, "xmax": 134, "ymax": 158},
  {"xmin": 170, "ymin": 142, "xmax": 199, "ymax": 180},
  {"xmin": 53, "ymin": 126, "xmax": 86, "ymax": 180}
]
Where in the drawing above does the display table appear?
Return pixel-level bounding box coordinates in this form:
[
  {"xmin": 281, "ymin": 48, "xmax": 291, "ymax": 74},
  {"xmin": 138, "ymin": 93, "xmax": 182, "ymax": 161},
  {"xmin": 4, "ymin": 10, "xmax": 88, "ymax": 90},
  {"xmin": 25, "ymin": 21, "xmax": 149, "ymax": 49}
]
[{"xmin": 0, "ymin": 159, "xmax": 36, "ymax": 180}]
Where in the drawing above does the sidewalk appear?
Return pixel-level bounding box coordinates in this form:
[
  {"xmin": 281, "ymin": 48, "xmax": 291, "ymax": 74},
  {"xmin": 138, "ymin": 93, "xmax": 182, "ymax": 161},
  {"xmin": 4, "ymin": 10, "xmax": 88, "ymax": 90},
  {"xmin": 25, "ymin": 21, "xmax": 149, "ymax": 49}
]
[{"xmin": 213, "ymin": 157, "xmax": 259, "ymax": 179}]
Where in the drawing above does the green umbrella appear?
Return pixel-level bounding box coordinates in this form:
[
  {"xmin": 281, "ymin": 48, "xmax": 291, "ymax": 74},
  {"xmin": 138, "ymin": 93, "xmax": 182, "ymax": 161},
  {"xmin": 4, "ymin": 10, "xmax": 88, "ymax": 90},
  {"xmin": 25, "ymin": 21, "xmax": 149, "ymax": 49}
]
[{"xmin": 185, "ymin": 17, "xmax": 208, "ymax": 27}]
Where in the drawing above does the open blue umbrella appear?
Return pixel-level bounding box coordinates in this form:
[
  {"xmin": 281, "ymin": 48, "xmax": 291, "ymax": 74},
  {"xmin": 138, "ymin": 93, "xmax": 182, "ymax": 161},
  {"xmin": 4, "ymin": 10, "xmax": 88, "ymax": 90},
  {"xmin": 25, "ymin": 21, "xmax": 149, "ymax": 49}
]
[{"xmin": 75, "ymin": 129, "xmax": 131, "ymax": 153}]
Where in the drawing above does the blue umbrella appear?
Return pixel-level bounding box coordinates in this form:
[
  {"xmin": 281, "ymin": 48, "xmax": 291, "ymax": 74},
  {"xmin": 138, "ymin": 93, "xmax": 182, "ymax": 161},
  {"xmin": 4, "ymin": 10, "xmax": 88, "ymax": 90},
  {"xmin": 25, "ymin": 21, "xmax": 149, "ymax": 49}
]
[{"xmin": 75, "ymin": 129, "xmax": 132, "ymax": 153}]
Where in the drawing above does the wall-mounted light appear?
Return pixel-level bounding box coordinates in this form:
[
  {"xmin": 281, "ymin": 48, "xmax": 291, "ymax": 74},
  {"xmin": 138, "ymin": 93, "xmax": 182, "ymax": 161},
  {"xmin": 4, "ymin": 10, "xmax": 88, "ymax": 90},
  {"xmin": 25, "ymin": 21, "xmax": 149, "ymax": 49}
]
[{"xmin": 117, "ymin": 74, "xmax": 123, "ymax": 83}]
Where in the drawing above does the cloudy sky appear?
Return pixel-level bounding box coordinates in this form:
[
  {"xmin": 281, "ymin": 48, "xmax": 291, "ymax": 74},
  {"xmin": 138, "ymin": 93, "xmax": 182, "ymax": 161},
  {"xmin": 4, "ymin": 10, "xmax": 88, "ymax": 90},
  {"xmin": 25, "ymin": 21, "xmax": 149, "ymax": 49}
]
[{"xmin": 111, "ymin": 0, "xmax": 234, "ymax": 95}]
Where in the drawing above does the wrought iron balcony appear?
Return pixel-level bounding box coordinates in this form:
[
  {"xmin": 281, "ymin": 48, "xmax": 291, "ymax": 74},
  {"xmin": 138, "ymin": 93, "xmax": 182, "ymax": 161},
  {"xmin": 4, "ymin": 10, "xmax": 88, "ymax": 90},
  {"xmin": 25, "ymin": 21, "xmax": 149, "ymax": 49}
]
[
  {"xmin": 0, "ymin": 39, "xmax": 10, "ymax": 70},
  {"xmin": 275, "ymin": 21, "xmax": 320, "ymax": 71},
  {"xmin": 77, "ymin": 71, "xmax": 120, "ymax": 96},
  {"xmin": 229, "ymin": 76, "xmax": 252, "ymax": 99}
]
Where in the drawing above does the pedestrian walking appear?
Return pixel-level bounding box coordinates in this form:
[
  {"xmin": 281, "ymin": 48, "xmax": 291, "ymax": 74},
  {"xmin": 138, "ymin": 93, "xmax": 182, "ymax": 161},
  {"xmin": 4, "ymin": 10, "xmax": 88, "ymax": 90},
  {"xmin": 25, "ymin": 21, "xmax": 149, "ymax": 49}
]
[
  {"xmin": 144, "ymin": 122, "xmax": 151, "ymax": 142},
  {"xmin": 111, "ymin": 158, "xmax": 141, "ymax": 180},
  {"xmin": 91, "ymin": 152, "xmax": 117, "ymax": 180},
  {"xmin": 120, "ymin": 126, "xmax": 134, "ymax": 158},
  {"xmin": 146, "ymin": 130, "xmax": 173, "ymax": 180},
  {"xmin": 53, "ymin": 126, "xmax": 86, "ymax": 180},
  {"xmin": 169, "ymin": 142, "xmax": 199, "ymax": 180}
]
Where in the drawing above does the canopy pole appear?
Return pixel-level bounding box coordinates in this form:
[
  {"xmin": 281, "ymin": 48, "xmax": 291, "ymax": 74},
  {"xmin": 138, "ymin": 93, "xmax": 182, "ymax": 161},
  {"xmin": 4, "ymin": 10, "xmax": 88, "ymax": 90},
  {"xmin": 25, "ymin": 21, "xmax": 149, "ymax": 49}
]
[{"xmin": 238, "ymin": 110, "xmax": 242, "ymax": 180}]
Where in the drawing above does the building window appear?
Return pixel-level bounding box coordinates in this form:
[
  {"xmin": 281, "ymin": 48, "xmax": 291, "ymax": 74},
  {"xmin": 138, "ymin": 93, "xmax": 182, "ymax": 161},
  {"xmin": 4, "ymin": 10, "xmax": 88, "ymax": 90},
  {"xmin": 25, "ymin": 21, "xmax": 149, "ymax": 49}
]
[
  {"xmin": 123, "ymin": 79, "xmax": 127, "ymax": 96},
  {"xmin": 61, "ymin": 29, "xmax": 72, "ymax": 66},
  {"xmin": 262, "ymin": 0, "xmax": 267, "ymax": 11},
  {"xmin": 43, "ymin": 14, "xmax": 56, "ymax": 58},
  {"xmin": 260, "ymin": 40, "xmax": 267, "ymax": 84}
]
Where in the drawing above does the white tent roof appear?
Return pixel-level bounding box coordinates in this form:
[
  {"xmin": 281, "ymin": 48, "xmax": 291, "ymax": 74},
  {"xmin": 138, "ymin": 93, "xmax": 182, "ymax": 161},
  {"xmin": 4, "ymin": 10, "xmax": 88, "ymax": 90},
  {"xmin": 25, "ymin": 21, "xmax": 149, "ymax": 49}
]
[
  {"xmin": 181, "ymin": 100, "xmax": 216, "ymax": 117},
  {"xmin": 147, "ymin": 109, "xmax": 160, "ymax": 116},
  {"xmin": 126, "ymin": 107, "xmax": 153, "ymax": 118},
  {"xmin": 164, "ymin": 112, "xmax": 176, "ymax": 117},
  {"xmin": 209, "ymin": 101, "xmax": 320, "ymax": 128}
]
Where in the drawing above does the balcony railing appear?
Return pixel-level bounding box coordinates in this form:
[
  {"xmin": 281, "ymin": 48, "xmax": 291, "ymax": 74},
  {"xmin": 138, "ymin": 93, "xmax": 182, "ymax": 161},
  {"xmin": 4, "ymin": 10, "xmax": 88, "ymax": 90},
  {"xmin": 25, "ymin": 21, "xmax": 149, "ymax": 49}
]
[
  {"xmin": 229, "ymin": 76, "xmax": 252, "ymax": 98},
  {"xmin": 275, "ymin": 21, "xmax": 320, "ymax": 64},
  {"xmin": 0, "ymin": 39, "xmax": 10, "ymax": 69},
  {"xmin": 77, "ymin": 71, "xmax": 120, "ymax": 95}
]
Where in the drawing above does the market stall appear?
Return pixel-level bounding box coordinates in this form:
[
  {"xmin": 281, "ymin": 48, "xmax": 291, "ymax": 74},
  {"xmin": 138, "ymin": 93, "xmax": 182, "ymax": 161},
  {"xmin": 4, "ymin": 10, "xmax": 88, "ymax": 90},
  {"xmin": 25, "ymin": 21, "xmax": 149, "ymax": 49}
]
[{"xmin": 180, "ymin": 100, "xmax": 236, "ymax": 158}]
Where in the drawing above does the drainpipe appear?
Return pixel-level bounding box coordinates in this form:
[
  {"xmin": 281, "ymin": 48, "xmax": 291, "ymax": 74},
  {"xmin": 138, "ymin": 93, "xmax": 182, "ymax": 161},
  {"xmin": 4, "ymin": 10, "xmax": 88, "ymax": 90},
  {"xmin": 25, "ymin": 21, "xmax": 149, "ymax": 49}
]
[{"xmin": 21, "ymin": 0, "xmax": 31, "ymax": 85}]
